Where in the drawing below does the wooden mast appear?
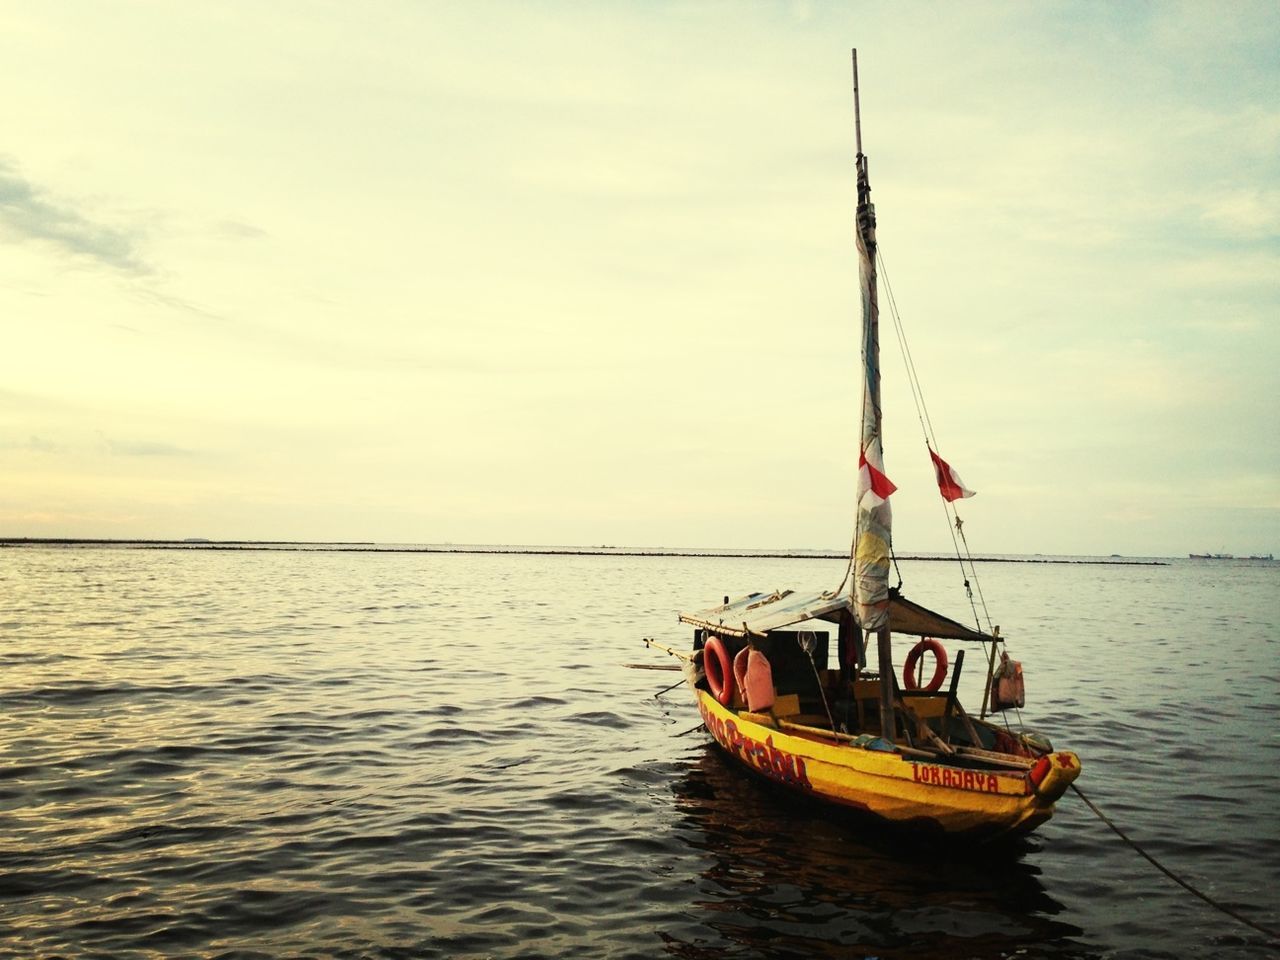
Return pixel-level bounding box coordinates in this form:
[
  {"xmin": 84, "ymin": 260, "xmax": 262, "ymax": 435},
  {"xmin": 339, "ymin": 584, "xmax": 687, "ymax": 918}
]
[{"xmin": 852, "ymin": 49, "xmax": 897, "ymax": 743}]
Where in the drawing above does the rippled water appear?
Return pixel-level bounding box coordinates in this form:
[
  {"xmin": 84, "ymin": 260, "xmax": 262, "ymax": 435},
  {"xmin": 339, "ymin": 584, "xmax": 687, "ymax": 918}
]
[{"xmin": 2, "ymin": 546, "xmax": 1277, "ymax": 958}]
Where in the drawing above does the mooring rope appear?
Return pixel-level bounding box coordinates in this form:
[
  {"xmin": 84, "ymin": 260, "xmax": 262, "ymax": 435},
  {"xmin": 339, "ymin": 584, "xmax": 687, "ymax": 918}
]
[
  {"xmin": 653, "ymin": 676, "xmax": 687, "ymax": 699},
  {"xmin": 1071, "ymin": 784, "xmax": 1280, "ymax": 942}
]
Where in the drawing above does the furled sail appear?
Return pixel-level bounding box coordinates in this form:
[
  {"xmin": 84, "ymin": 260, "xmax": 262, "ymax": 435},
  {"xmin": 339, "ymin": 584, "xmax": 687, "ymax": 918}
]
[{"xmin": 852, "ymin": 87, "xmax": 893, "ymax": 632}]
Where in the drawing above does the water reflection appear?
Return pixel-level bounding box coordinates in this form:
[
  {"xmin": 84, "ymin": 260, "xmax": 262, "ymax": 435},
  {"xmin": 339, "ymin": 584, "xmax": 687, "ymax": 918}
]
[{"xmin": 662, "ymin": 745, "xmax": 1092, "ymax": 959}]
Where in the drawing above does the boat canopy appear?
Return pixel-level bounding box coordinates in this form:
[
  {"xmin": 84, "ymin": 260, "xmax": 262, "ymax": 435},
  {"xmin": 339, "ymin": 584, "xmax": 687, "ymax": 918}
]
[{"xmin": 679, "ymin": 587, "xmax": 992, "ymax": 642}]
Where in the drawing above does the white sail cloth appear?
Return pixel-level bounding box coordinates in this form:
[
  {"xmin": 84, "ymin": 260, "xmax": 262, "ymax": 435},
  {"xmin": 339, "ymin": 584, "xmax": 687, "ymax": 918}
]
[{"xmin": 853, "ymin": 187, "xmax": 893, "ymax": 631}]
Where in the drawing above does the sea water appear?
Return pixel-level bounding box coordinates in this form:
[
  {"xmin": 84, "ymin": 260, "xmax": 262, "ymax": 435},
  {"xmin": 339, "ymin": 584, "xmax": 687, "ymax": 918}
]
[{"xmin": 1, "ymin": 545, "xmax": 1276, "ymax": 958}]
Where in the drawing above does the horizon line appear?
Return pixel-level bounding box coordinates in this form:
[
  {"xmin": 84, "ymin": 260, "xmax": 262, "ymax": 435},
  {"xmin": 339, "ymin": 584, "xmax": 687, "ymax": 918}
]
[{"xmin": 0, "ymin": 538, "xmax": 1175, "ymax": 565}]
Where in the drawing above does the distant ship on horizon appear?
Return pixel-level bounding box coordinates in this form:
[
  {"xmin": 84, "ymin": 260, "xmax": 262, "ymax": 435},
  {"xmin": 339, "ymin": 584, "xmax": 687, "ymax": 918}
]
[{"xmin": 1189, "ymin": 552, "xmax": 1274, "ymax": 561}]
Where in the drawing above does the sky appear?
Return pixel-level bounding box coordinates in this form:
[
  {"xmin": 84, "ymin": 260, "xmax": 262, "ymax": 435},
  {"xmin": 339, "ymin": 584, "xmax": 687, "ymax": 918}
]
[{"xmin": 1, "ymin": 1, "xmax": 1277, "ymax": 556}]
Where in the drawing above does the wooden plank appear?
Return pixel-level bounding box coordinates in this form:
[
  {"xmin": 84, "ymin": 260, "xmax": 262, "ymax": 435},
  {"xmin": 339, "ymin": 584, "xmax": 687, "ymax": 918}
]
[
  {"xmin": 771, "ymin": 693, "xmax": 801, "ymax": 718},
  {"xmin": 896, "ymin": 698, "xmax": 955, "ymax": 755},
  {"xmin": 955, "ymin": 701, "xmax": 983, "ymax": 747},
  {"xmin": 953, "ymin": 745, "xmax": 1033, "ymax": 769},
  {"xmin": 775, "ymin": 718, "xmax": 936, "ymax": 758},
  {"xmin": 901, "ymin": 695, "xmax": 948, "ymax": 719},
  {"xmin": 942, "ymin": 648, "xmax": 964, "ymax": 742}
]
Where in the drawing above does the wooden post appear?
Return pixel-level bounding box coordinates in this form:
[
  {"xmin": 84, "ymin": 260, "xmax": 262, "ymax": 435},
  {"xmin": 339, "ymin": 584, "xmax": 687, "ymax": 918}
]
[
  {"xmin": 979, "ymin": 625, "xmax": 1001, "ymax": 718},
  {"xmin": 852, "ymin": 49, "xmax": 863, "ymax": 157},
  {"xmin": 642, "ymin": 638, "xmax": 692, "ymax": 662},
  {"xmin": 876, "ymin": 625, "xmax": 895, "ymax": 741},
  {"xmin": 942, "ymin": 648, "xmax": 964, "ymax": 743}
]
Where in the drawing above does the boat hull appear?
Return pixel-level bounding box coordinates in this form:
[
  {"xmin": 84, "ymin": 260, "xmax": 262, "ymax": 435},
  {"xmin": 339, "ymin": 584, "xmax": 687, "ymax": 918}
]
[{"xmin": 696, "ymin": 690, "xmax": 1078, "ymax": 839}]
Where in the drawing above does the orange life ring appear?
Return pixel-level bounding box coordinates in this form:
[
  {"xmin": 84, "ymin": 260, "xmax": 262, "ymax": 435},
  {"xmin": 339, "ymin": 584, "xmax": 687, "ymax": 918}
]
[
  {"xmin": 903, "ymin": 637, "xmax": 948, "ymax": 692},
  {"xmin": 703, "ymin": 635, "xmax": 734, "ymax": 706}
]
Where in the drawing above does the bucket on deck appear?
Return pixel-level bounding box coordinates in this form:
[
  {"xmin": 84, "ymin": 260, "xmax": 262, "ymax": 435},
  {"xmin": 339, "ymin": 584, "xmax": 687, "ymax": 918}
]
[{"xmin": 991, "ymin": 651, "xmax": 1025, "ymax": 710}]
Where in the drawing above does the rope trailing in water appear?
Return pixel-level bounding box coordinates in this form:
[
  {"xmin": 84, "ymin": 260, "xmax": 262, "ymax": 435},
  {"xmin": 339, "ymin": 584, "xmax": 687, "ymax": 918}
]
[
  {"xmin": 1071, "ymin": 784, "xmax": 1280, "ymax": 942},
  {"xmin": 653, "ymin": 676, "xmax": 686, "ymax": 699}
]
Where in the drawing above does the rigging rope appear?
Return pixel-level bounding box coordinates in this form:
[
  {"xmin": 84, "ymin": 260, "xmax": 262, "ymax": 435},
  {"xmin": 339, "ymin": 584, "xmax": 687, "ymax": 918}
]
[
  {"xmin": 1071, "ymin": 784, "xmax": 1280, "ymax": 943},
  {"xmin": 829, "ymin": 526, "xmax": 857, "ymax": 600},
  {"xmin": 877, "ymin": 247, "xmax": 995, "ymax": 636},
  {"xmin": 799, "ymin": 630, "xmax": 839, "ymax": 734}
]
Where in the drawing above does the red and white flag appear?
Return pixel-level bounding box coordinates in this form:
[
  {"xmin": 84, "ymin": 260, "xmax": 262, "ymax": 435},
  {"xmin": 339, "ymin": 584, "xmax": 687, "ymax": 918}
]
[
  {"xmin": 929, "ymin": 448, "xmax": 975, "ymax": 502},
  {"xmin": 858, "ymin": 449, "xmax": 897, "ymax": 505}
]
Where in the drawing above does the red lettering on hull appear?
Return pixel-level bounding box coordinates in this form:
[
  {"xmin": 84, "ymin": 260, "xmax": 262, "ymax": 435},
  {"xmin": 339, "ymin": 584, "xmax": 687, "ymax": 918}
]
[
  {"xmin": 699, "ymin": 699, "xmax": 1010, "ymax": 797},
  {"xmin": 698, "ymin": 701, "xmax": 812, "ymax": 791},
  {"xmin": 911, "ymin": 762, "xmax": 1000, "ymax": 793}
]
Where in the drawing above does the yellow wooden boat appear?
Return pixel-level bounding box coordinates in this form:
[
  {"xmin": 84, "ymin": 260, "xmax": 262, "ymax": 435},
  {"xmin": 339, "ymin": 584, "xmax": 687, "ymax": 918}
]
[
  {"xmin": 649, "ymin": 51, "xmax": 1080, "ymax": 840},
  {"xmin": 659, "ymin": 588, "xmax": 1081, "ymax": 840},
  {"xmin": 696, "ymin": 688, "xmax": 1078, "ymax": 838}
]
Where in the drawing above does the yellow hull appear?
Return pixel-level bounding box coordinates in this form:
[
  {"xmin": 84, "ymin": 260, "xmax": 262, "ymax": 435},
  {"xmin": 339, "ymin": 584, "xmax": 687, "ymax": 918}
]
[{"xmin": 697, "ymin": 691, "xmax": 1080, "ymax": 839}]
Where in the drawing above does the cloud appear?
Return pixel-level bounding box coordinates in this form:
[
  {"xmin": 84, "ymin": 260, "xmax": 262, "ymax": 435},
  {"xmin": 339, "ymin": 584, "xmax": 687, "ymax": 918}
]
[
  {"xmin": 106, "ymin": 439, "xmax": 194, "ymax": 457},
  {"xmin": 130, "ymin": 285, "xmax": 227, "ymax": 323},
  {"xmin": 0, "ymin": 158, "xmax": 150, "ymax": 275},
  {"xmin": 215, "ymin": 219, "xmax": 268, "ymax": 240},
  {"xmin": 0, "ymin": 435, "xmax": 62, "ymax": 453},
  {"xmin": 1200, "ymin": 188, "xmax": 1280, "ymax": 239}
]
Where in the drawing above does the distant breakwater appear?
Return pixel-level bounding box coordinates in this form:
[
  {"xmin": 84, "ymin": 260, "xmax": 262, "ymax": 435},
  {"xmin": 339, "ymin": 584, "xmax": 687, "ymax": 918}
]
[{"xmin": 0, "ymin": 539, "xmax": 1169, "ymax": 564}]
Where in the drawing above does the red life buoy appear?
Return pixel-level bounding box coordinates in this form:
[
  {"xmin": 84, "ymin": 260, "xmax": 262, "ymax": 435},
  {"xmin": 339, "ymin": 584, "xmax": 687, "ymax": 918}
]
[
  {"xmin": 903, "ymin": 637, "xmax": 948, "ymax": 692},
  {"xmin": 703, "ymin": 636, "xmax": 734, "ymax": 706}
]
